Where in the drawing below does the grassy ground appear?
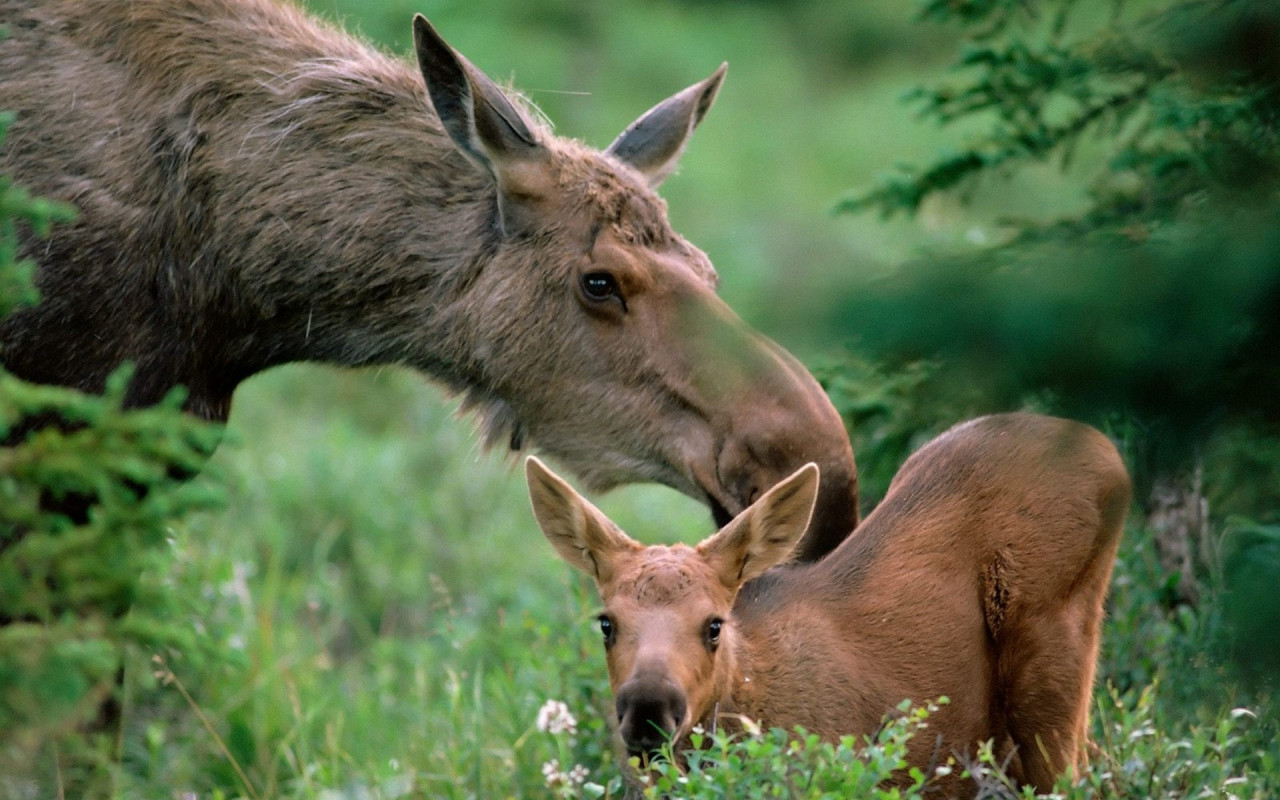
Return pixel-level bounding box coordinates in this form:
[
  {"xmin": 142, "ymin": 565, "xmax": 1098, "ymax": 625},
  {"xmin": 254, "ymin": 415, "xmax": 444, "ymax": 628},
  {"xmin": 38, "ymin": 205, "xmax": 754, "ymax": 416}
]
[
  {"xmin": 119, "ymin": 364, "xmax": 721, "ymax": 798},
  {"xmin": 122, "ymin": 366, "xmax": 620, "ymax": 797}
]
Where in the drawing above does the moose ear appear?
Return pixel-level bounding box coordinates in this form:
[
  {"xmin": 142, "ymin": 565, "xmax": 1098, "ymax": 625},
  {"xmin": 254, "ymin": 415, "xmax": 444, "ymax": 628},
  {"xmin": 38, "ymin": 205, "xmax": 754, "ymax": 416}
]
[
  {"xmin": 698, "ymin": 463, "xmax": 819, "ymax": 589},
  {"xmin": 526, "ymin": 457, "xmax": 642, "ymax": 586},
  {"xmin": 413, "ymin": 15, "xmax": 551, "ymax": 230},
  {"xmin": 607, "ymin": 63, "xmax": 726, "ymax": 187}
]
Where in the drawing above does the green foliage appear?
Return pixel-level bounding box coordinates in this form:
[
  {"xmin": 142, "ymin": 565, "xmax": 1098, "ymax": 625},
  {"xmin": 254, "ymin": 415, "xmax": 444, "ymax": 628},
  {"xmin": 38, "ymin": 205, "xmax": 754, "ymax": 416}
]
[
  {"xmin": 636, "ymin": 701, "xmax": 938, "ymax": 799},
  {"xmin": 1078, "ymin": 684, "xmax": 1277, "ymax": 800},
  {"xmin": 826, "ymin": 0, "xmax": 1280, "ymax": 703},
  {"xmin": 830, "ymin": 0, "xmax": 1280, "ymax": 420},
  {"xmin": 96, "ymin": 366, "xmax": 650, "ymax": 799},
  {"xmin": 815, "ymin": 354, "xmax": 978, "ymax": 504},
  {"xmin": 822, "ymin": 214, "xmax": 1280, "ymax": 442},
  {"xmin": 1220, "ymin": 523, "xmax": 1280, "ymax": 686},
  {"xmin": 831, "ymin": 0, "xmax": 1280, "ymax": 440},
  {"xmin": 1101, "ymin": 513, "xmax": 1213, "ymax": 702},
  {"xmin": 844, "ymin": 0, "xmax": 1280, "ymax": 225},
  {"xmin": 0, "ymin": 123, "xmax": 223, "ymax": 793}
]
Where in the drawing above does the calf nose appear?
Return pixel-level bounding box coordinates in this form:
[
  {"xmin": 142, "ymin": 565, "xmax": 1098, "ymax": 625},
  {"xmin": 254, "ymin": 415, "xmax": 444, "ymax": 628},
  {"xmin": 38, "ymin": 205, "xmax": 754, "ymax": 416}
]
[{"xmin": 616, "ymin": 677, "xmax": 688, "ymax": 757}]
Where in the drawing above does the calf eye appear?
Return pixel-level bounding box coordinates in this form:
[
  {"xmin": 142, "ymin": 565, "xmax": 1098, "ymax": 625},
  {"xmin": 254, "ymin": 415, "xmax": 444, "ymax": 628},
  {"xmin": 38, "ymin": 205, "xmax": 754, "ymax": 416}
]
[
  {"xmin": 597, "ymin": 614, "xmax": 616, "ymax": 648},
  {"xmin": 705, "ymin": 617, "xmax": 723, "ymax": 650}
]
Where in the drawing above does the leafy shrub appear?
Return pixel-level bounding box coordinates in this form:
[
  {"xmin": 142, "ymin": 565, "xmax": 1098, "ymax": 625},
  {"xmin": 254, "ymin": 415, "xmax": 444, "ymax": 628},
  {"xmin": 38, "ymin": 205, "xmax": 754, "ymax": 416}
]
[
  {"xmin": 1076, "ymin": 684, "xmax": 1276, "ymax": 800},
  {"xmin": 633, "ymin": 701, "xmax": 940, "ymax": 800},
  {"xmin": 0, "ymin": 114, "xmax": 224, "ymax": 795}
]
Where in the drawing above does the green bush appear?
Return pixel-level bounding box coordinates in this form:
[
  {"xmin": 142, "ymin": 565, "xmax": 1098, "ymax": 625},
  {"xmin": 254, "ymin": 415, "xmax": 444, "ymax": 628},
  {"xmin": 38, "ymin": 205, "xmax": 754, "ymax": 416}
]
[
  {"xmin": 0, "ymin": 115, "xmax": 224, "ymax": 795},
  {"xmin": 635, "ymin": 701, "xmax": 938, "ymax": 800},
  {"xmin": 831, "ymin": 0, "xmax": 1280, "ymax": 437}
]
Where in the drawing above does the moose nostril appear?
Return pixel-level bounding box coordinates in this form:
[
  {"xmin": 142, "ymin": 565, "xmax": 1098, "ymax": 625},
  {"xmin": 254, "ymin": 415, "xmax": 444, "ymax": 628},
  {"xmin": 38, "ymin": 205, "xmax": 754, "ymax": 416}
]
[
  {"xmin": 716, "ymin": 436, "xmax": 773, "ymax": 515},
  {"xmin": 709, "ymin": 495, "xmax": 733, "ymax": 528},
  {"xmin": 668, "ymin": 694, "xmax": 687, "ymax": 730},
  {"xmin": 618, "ymin": 696, "xmax": 669, "ymax": 728}
]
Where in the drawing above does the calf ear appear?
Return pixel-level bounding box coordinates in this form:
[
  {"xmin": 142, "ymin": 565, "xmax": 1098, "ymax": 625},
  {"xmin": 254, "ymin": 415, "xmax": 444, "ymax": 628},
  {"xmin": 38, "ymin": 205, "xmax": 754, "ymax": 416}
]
[
  {"xmin": 607, "ymin": 63, "xmax": 726, "ymax": 187},
  {"xmin": 526, "ymin": 457, "xmax": 641, "ymax": 586},
  {"xmin": 413, "ymin": 15, "xmax": 551, "ymax": 231},
  {"xmin": 698, "ymin": 463, "xmax": 819, "ymax": 589}
]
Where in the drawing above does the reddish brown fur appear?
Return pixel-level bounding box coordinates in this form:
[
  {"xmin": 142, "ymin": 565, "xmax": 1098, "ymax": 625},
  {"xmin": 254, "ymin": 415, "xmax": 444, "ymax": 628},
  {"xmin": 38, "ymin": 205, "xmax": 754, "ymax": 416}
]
[
  {"xmin": 0, "ymin": 0, "xmax": 857, "ymax": 555},
  {"xmin": 528, "ymin": 413, "xmax": 1132, "ymax": 796}
]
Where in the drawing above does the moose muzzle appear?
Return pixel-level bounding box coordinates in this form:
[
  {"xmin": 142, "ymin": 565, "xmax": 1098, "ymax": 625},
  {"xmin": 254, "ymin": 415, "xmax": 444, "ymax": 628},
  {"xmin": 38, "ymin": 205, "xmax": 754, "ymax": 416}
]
[{"xmin": 615, "ymin": 672, "xmax": 688, "ymax": 757}]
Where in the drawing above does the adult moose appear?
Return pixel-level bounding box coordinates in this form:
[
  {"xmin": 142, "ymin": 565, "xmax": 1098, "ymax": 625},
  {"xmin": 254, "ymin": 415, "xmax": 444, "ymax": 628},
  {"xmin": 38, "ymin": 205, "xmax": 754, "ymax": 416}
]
[
  {"xmin": 528, "ymin": 413, "xmax": 1132, "ymax": 796},
  {"xmin": 0, "ymin": 0, "xmax": 857, "ymax": 558}
]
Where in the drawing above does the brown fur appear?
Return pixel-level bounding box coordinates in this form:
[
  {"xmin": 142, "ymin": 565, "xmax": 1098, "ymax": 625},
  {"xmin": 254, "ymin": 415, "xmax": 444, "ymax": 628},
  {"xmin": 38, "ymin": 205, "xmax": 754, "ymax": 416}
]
[
  {"xmin": 0, "ymin": 0, "xmax": 857, "ymax": 556},
  {"xmin": 528, "ymin": 413, "xmax": 1132, "ymax": 796}
]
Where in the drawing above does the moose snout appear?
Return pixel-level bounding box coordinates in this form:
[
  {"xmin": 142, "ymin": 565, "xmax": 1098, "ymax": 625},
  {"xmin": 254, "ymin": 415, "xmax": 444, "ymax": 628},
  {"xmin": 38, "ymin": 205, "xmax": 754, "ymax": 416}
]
[
  {"xmin": 615, "ymin": 676, "xmax": 687, "ymax": 757},
  {"xmin": 715, "ymin": 344, "xmax": 859, "ymax": 562}
]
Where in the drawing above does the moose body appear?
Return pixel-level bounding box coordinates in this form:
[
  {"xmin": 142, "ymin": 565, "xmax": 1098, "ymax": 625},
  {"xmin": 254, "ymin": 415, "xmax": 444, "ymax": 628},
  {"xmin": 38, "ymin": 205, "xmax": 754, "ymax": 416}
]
[
  {"xmin": 0, "ymin": 0, "xmax": 857, "ymax": 555},
  {"xmin": 528, "ymin": 413, "xmax": 1131, "ymax": 796}
]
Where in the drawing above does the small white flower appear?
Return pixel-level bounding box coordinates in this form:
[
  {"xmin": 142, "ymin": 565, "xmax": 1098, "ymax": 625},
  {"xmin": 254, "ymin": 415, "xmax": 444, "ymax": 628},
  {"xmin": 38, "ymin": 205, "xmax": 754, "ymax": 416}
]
[
  {"xmin": 536, "ymin": 699, "xmax": 578, "ymax": 735},
  {"xmin": 542, "ymin": 759, "xmax": 588, "ymax": 791}
]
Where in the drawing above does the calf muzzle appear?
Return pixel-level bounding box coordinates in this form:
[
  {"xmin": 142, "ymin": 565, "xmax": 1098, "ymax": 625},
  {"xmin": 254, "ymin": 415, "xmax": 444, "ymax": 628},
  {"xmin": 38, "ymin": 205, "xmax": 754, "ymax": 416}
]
[{"xmin": 615, "ymin": 675, "xmax": 687, "ymax": 757}]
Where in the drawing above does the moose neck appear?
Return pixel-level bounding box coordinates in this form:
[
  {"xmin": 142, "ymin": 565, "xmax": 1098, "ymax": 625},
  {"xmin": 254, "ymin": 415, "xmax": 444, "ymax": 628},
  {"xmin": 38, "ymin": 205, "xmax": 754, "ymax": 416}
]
[
  {"xmin": 692, "ymin": 621, "xmax": 791, "ymax": 738},
  {"xmin": 207, "ymin": 79, "xmax": 502, "ymax": 387},
  {"xmin": 9, "ymin": 1, "xmax": 507, "ymax": 418},
  {"xmin": 182, "ymin": 20, "xmax": 506, "ymax": 395},
  {"xmin": 701, "ymin": 563, "xmax": 882, "ymax": 740},
  {"xmin": 699, "ymin": 593, "xmax": 803, "ymax": 734}
]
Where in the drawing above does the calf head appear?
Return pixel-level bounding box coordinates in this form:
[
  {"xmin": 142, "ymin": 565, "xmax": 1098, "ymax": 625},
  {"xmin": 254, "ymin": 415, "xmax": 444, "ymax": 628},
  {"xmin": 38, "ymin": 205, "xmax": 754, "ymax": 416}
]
[
  {"xmin": 416, "ymin": 18, "xmax": 855, "ymax": 559},
  {"xmin": 525, "ymin": 456, "xmax": 819, "ymax": 758}
]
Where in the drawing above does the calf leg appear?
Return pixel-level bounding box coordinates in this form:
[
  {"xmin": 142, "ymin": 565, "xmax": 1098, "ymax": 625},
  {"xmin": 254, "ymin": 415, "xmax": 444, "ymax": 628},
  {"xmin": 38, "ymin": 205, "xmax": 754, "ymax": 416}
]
[
  {"xmin": 994, "ymin": 463, "xmax": 1128, "ymax": 791},
  {"xmin": 999, "ymin": 602, "xmax": 1100, "ymax": 791}
]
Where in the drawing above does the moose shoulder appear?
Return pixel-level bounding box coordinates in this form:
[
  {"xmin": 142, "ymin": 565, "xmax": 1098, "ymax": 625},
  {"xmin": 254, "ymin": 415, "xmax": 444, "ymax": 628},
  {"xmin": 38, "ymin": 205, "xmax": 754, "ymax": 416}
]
[
  {"xmin": 0, "ymin": 0, "xmax": 857, "ymax": 558},
  {"xmin": 528, "ymin": 413, "xmax": 1132, "ymax": 796}
]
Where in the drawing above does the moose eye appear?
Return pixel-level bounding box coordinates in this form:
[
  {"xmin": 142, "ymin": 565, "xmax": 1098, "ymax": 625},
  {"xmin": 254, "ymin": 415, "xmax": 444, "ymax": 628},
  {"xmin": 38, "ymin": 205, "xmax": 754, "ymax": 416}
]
[
  {"xmin": 705, "ymin": 617, "xmax": 723, "ymax": 649},
  {"xmin": 580, "ymin": 271, "xmax": 624, "ymax": 308},
  {"xmin": 598, "ymin": 615, "xmax": 616, "ymax": 647}
]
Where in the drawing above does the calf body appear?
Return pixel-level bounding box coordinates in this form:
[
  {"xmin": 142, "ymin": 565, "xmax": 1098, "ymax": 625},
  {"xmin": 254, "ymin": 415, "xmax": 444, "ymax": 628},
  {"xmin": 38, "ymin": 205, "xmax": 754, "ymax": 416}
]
[
  {"xmin": 0, "ymin": 0, "xmax": 857, "ymax": 554},
  {"xmin": 528, "ymin": 413, "xmax": 1131, "ymax": 795}
]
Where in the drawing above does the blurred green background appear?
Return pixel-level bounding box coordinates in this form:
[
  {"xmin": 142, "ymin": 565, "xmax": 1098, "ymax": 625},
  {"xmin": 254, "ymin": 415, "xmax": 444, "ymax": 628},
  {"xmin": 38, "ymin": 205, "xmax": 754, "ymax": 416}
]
[{"xmin": 4, "ymin": 0, "xmax": 1278, "ymax": 796}]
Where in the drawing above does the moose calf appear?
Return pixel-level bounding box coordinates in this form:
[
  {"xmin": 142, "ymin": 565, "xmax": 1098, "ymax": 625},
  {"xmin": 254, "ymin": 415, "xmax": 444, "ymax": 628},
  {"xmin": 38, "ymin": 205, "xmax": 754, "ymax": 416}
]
[{"xmin": 527, "ymin": 413, "xmax": 1131, "ymax": 796}]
